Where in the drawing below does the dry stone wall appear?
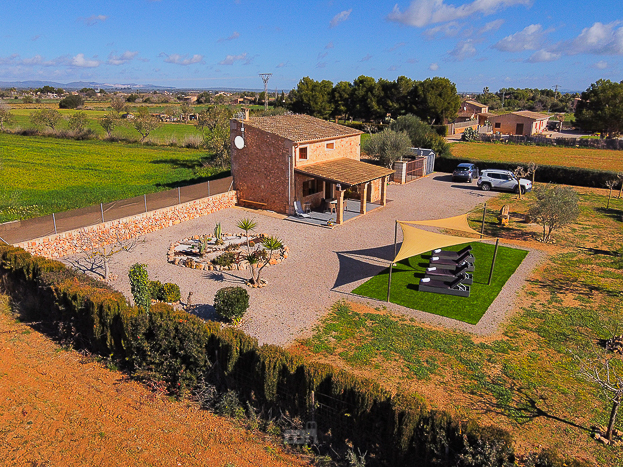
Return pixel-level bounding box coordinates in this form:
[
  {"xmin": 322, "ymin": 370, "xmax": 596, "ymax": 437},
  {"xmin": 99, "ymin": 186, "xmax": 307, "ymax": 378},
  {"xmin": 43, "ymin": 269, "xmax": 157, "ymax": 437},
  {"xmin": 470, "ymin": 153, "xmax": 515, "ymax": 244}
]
[{"xmin": 17, "ymin": 191, "xmax": 237, "ymax": 259}]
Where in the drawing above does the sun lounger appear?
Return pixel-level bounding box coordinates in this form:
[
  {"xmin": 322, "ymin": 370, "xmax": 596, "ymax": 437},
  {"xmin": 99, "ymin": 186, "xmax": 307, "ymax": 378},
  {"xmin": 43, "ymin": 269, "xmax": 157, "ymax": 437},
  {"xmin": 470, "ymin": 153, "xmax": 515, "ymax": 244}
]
[
  {"xmin": 293, "ymin": 201, "xmax": 311, "ymax": 218},
  {"xmin": 432, "ymin": 245, "xmax": 473, "ymax": 261},
  {"xmin": 426, "ymin": 263, "xmax": 470, "ymax": 276},
  {"xmin": 430, "ymin": 253, "xmax": 474, "ymax": 271},
  {"xmin": 424, "ymin": 269, "xmax": 473, "ymax": 285},
  {"xmin": 418, "ymin": 276, "xmax": 470, "ymax": 297}
]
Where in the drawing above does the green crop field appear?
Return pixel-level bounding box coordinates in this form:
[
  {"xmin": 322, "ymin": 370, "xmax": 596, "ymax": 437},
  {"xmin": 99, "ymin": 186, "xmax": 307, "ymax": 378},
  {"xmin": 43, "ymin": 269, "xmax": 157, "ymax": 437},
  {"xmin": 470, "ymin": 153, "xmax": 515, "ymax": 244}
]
[
  {"xmin": 0, "ymin": 133, "xmax": 219, "ymax": 223},
  {"xmin": 450, "ymin": 141, "xmax": 623, "ymax": 172}
]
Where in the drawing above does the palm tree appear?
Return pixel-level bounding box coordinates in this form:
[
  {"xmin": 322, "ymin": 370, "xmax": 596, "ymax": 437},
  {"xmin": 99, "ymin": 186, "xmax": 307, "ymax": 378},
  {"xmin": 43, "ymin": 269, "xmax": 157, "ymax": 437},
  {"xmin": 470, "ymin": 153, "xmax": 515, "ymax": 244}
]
[
  {"xmin": 236, "ymin": 218, "xmax": 257, "ymax": 257},
  {"xmin": 254, "ymin": 236, "xmax": 283, "ymax": 287}
]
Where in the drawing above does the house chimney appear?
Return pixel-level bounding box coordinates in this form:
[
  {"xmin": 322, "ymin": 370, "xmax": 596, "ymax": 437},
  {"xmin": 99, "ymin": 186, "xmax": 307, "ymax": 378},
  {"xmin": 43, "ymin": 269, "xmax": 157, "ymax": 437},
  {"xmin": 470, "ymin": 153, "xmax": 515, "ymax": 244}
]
[{"xmin": 243, "ymin": 108, "xmax": 250, "ymax": 121}]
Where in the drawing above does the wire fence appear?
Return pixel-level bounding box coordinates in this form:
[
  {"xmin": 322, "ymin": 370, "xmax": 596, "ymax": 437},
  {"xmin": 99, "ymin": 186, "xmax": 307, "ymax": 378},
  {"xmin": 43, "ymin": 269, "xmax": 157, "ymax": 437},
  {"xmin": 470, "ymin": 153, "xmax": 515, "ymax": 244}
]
[{"xmin": 0, "ymin": 176, "xmax": 233, "ymax": 245}]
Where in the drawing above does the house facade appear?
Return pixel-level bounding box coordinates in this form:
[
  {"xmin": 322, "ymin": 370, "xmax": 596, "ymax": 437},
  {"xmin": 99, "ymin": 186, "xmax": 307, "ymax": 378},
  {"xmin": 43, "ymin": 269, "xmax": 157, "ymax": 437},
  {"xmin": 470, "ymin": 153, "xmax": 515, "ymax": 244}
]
[
  {"xmin": 488, "ymin": 111, "xmax": 550, "ymax": 136},
  {"xmin": 230, "ymin": 112, "xmax": 393, "ymax": 224}
]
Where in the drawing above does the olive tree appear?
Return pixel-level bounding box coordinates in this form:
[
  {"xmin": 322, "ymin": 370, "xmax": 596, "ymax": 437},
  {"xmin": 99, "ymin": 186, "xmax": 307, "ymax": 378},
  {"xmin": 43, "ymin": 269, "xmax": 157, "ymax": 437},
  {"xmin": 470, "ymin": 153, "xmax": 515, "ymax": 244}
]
[
  {"xmin": 197, "ymin": 105, "xmax": 233, "ymax": 167},
  {"xmin": 528, "ymin": 185, "xmax": 579, "ymax": 243},
  {"xmin": 132, "ymin": 106, "xmax": 162, "ymax": 143},
  {"xmin": 68, "ymin": 111, "xmax": 88, "ymax": 132},
  {"xmin": 99, "ymin": 111, "xmax": 118, "ymax": 138},
  {"xmin": 0, "ymin": 101, "xmax": 14, "ymax": 131},
  {"xmin": 363, "ymin": 128, "xmax": 412, "ymax": 169},
  {"xmin": 30, "ymin": 109, "xmax": 62, "ymax": 130}
]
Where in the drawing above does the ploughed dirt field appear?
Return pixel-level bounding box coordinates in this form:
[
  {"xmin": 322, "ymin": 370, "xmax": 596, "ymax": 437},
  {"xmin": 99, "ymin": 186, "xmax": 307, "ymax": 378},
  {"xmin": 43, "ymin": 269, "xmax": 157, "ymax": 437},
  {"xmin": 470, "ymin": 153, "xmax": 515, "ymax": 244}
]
[{"xmin": 0, "ymin": 297, "xmax": 309, "ymax": 467}]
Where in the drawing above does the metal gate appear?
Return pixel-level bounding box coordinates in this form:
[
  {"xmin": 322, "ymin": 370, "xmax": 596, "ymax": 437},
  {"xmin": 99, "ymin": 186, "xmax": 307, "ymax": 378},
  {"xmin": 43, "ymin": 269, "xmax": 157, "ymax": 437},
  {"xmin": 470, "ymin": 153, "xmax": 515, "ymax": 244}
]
[{"xmin": 405, "ymin": 157, "xmax": 425, "ymax": 182}]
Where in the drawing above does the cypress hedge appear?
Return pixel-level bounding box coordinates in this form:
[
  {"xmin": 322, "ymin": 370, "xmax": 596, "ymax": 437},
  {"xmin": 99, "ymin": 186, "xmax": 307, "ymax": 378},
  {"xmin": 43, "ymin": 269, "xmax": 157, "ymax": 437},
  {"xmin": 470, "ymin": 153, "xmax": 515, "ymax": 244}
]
[
  {"xmin": 0, "ymin": 244, "xmax": 586, "ymax": 466},
  {"xmin": 436, "ymin": 155, "xmax": 620, "ymax": 188}
]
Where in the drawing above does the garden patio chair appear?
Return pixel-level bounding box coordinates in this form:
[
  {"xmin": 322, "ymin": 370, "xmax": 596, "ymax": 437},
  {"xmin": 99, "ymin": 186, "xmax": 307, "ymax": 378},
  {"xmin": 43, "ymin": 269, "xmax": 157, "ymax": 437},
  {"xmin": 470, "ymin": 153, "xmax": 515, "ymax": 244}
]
[
  {"xmin": 294, "ymin": 201, "xmax": 311, "ymax": 218},
  {"xmin": 418, "ymin": 276, "xmax": 471, "ymax": 297}
]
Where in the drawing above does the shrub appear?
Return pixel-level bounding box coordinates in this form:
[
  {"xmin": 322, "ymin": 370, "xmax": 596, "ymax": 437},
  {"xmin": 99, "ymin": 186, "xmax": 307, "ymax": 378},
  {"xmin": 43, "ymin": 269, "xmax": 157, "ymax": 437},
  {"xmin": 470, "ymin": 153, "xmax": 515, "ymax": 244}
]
[
  {"xmin": 129, "ymin": 263, "xmax": 150, "ymax": 311},
  {"xmin": 212, "ymin": 251, "xmax": 236, "ymax": 267},
  {"xmin": 214, "ymin": 286, "xmax": 249, "ymax": 324},
  {"xmin": 59, "ymin": 95, "xmax": 84, "ymax": 109},
  {"xmin": 462, "ymin": 127, "xmax": 478, "ymax": 142},
  {"xmin": 149, "ymin": 280, "xmax": 163, "ymax": 300},
  {"xmin": 161, "ymin": 282, "xmax": 181, "ymax": 302}
]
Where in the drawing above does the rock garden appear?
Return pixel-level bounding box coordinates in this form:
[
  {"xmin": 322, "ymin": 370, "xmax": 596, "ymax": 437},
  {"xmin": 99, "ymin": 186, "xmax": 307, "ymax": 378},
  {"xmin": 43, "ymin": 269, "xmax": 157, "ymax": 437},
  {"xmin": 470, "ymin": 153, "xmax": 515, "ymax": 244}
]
[{"xmin": 166, "ymin": 220, "xmax": 288, "ymax": 287}]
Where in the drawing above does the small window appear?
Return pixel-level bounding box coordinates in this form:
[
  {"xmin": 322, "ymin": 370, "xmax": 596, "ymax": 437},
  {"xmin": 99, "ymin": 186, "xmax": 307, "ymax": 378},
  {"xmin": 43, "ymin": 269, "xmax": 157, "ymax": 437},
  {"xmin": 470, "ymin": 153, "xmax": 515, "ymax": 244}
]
[
  {"xmin": 494, "ymin": 122, "xmax": 501, "ymax": 129},
  {"xmin": 326, "ymin": 142, "xmax": 335, "ymax": 150},
  {"xmin": 299, "ymin": 147, "xmax": 308, "ymax": 160}
]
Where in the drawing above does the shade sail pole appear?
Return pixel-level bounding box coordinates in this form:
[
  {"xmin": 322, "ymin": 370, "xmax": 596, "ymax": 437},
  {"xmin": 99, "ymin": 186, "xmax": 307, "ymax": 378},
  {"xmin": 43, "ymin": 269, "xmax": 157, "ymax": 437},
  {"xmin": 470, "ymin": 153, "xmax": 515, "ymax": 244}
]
[
  {"xmin": 487, "ymin": 238, "xmax": 500, "ymax": 286},
  {"xmin": 387, "ymin": 221, "xmax": 398, "ymax": 302}
]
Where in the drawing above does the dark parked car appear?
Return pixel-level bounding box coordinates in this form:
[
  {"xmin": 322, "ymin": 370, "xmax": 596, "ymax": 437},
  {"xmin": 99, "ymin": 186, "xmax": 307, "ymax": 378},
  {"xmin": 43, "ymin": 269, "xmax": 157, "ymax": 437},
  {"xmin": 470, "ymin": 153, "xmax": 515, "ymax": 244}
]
[{"xmin": 452, "ymin": 163, "xmax": 479, "ymax": 182}]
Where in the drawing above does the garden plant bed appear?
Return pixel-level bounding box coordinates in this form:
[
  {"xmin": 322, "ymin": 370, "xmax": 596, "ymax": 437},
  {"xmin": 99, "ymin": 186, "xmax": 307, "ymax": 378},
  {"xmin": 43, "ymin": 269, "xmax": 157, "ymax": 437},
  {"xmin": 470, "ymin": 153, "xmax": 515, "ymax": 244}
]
[{"xmin": 167, "ymin": 232, "xmax": 288, "ymax": 271}]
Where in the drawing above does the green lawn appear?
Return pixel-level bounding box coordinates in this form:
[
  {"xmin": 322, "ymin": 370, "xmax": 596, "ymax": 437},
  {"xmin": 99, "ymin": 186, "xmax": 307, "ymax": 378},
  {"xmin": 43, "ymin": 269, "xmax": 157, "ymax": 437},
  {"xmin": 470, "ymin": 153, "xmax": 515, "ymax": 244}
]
[
  {"xmin": 0, "ymin": 133, "xmax": 221, "ymax": 222},
  {"xmin": 352, "ymin": 242, "xmax": 528, "ymax": 324}
]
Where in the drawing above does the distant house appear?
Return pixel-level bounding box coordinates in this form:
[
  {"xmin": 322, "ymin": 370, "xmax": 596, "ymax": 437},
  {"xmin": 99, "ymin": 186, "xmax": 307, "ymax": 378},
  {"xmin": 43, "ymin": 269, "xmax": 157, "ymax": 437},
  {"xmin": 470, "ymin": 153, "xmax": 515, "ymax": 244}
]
[
  {"xmin": 456, "ymin": 100, "xmax": 492, "ymax": 125},
  {"xmin": 488, "ymin": 111, "xmax": 551, "ymax": 136},
  {"xmin": 230, "ymin": 112, "xmax": 393, "ymax": 223}
]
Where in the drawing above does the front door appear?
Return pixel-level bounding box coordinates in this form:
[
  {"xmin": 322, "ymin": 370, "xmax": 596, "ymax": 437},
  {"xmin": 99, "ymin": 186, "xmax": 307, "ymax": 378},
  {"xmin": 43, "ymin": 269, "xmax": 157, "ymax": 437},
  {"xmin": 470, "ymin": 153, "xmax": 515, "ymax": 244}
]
[{"xmin": 515, "ymin": 123, "xmax": 524, "ymax": 135}]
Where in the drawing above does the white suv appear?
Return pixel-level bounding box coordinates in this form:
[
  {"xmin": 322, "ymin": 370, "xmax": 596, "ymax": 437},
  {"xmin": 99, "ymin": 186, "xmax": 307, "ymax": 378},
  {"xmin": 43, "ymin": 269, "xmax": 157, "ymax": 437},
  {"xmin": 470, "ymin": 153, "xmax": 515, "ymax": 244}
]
[{"xmin": 477, "ymin": 169, "xmax": 532, "ymax": 194}]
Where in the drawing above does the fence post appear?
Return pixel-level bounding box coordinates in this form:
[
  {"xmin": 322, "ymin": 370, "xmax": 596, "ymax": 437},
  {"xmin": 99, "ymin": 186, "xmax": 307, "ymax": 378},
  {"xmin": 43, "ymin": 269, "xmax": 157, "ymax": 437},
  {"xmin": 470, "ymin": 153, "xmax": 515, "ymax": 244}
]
[
  {"xmin": 207, "ymin": 180, "xmax": 211, "ymax": 197},
  {"xmin": 178, "ymin": 187, "xmax": 181, "ymax": 204},
  {"xmin": 100, "ymin": 203, "xmax": 104, "ymax": 223},
  {"xmin": 52, "ymin": 213, "xmax": 58, "ymax": 235},
  {"xmin": 144, "ymin": 194, "xmax": 147, "ymax": 212}
]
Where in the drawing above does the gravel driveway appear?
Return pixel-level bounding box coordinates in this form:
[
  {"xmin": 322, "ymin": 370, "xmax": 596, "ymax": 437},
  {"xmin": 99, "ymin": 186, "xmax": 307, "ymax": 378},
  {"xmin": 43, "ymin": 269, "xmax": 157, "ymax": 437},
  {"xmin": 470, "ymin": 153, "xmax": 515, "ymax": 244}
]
[{"xmin": 68, "ymin": 174, "xmax": 544, "ymax": 346}]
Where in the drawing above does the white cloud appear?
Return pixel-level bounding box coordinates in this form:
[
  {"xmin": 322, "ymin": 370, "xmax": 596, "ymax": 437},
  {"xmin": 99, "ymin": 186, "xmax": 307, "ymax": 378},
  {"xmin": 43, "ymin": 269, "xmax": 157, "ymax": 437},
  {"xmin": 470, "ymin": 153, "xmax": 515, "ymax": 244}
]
[
  {"xmin": 161, "ymin": 53, "xmax": 203, "ymax": 65},
  {"xmin": 330, "ymin": 9, "xmax": 352, "ymax": 28},
  {"xmin": 387, "ymin": 0, "xmax": 531, "ymax": 28},
  {"xmin": 71, "ymin": 53, "xmax": 100, "ymax": 68},
  {"xmin": 424, "ymin": 21, "xmax": 461, "ymax": 38},
  {"xmin": 218, "ymin": 52, "xmax": 248, "ymax": 65},
  {"xmin": 317, "ymin": 51, "xmax": 329, "ymax": 60},
  {"xmin": 429, "ymin": 62, "xmax": 439, "ymax": 70},
  {"xmin": 316, "ymin": 62, "xmax": 327, "ymax": 68},
  {"xmin": 218, "ymin": 31, "xmax": 240, "ymax": 43},
  {"xmin": 107, "ymin": 51, "xmax": 139, "ymax": 65},
  {"xmin": 448, "ymin": 40, "xmax": 477, "ymax": 60},
  {"xmin": 526, "ymin": 49, "xmax": 561, "ymax": 62},
  {"xmin": 388, "ymin": 65, "xmax": 399, "ymax": 71},
  {"xmin": 493, "ymin": 24, "xmax": 548, "ymax": 52},
  {"xmin": 276, "ymin": 62, "xmax": 289, "ymax": 68},
  {"xmin": 595, "ymin": 60, "xmax": 608, "ymax": 69},
  {"xmin": 565, "ymin": 22, "xmax": 623, "ymax": 55},
  {"xmin": 479, "ymin": 19, "xmax": 504, "ymax": 34},
  {"xmin": 388, "ymin": 42, "xmax": 406, "ymax": 51},
  {"xmin": 80, "ymin": 14, "xmax": 108, "ymax": 26},
  {"xmin": 325, "ymin": 42, "xmax": 334, "ymax": 49},
  {"xmin": 360, "ymin": 54, "xmax": 373, "ymax": 61},
  {"xmin": 407, "ymin": 57, "xmax": 418, "ymax": 63}
]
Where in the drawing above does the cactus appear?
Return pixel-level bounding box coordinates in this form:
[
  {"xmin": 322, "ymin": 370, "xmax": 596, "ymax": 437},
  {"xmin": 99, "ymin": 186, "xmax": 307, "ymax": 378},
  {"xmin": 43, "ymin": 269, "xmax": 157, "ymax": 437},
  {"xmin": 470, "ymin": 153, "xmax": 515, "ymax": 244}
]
[{"xmin": 214, "ymin": 222, "xmax": 222, "ymax": 240}]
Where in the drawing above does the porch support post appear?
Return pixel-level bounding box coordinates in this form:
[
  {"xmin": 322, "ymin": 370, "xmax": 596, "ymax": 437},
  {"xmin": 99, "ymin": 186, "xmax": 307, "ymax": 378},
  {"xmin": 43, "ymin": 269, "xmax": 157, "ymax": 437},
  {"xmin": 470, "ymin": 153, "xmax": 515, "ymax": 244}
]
[
  {"xmin": 336, "ymin": 188, "xmax": 345, "ymax": 224},
  {"xmin": 380, "ymin": 176, "xmax": 388, "ymax": 206},
  {"xmin": 360, "ymin": 183, "xmax": 368, "ymax": 214}
]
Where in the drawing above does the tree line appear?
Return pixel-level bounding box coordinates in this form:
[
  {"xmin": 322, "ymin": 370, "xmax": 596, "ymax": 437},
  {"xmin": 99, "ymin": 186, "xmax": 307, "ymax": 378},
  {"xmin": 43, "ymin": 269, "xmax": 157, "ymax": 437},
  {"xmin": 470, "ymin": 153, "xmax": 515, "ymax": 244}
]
[
  {"xmin": 285, "ymin": 75, "xmax": 461, "ymax": 124},
  {"xmin": 475, "ymin": 87, "xmax": 579, "ymax": 113}
]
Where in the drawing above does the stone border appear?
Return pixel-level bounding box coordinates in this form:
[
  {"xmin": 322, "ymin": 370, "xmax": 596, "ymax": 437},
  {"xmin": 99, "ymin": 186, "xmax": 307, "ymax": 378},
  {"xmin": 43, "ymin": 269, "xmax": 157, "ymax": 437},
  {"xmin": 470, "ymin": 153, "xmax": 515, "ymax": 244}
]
[
  {"xmin": 18, "ymin": 191, "xmax": 237, "ymax": 259},
  {"xmin": 167, "ymin": 233, "xmax": 289, "ymax": 272}
]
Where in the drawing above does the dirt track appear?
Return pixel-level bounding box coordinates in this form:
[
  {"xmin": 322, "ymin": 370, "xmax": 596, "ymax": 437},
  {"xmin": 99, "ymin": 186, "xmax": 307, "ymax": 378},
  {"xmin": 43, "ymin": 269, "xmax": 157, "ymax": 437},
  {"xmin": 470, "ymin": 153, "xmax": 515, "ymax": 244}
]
[{"xmin": 0, "ymin": 297, "xmax": 309, "ymax": 467}]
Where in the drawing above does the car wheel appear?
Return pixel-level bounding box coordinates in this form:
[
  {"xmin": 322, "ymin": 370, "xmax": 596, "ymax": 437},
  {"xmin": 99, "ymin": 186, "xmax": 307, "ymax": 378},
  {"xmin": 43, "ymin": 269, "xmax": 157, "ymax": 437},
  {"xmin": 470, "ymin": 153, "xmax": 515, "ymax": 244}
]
[{"xmin": 480, "ymin": 183, "xmax": 491, "ymax": 191}]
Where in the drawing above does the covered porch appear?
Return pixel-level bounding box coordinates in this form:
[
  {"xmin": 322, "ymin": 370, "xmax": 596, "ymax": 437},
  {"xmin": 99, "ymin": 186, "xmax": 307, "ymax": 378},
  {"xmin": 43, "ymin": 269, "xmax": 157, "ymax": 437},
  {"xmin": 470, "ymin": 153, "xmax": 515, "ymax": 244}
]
[
  {"xmin": 286, "ymin": 198, "xmax": 384, "ymax": 227},
  {"xmin": 294, "ymin": 158, "xmax": 394, "ymax": 226}
]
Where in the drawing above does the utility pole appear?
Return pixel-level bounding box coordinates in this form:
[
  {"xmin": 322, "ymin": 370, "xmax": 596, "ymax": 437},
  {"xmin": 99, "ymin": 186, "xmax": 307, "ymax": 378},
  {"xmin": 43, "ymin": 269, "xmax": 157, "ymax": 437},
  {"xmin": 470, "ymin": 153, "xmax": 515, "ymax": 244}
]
[{"xmin": 259, "ymin": 73, "xmax": 272, "ymax": 111}]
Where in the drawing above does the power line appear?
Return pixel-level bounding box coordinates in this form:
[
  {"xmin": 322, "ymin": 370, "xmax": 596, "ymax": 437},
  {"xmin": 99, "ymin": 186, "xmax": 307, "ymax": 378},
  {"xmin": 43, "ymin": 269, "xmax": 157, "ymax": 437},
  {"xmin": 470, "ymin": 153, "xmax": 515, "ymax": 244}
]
[{"xmin": 259, "ymin": 73, "xmax": 272, "ymax": 111}]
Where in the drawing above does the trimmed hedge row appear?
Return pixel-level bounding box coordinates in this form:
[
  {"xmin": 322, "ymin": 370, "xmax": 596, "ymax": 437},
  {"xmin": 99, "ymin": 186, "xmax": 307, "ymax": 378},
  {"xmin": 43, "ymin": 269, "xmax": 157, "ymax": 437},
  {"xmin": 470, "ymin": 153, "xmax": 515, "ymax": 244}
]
[
  {"xmin": 0, "ymin": 244, "xmax": 586, "ymax": 467},
  {"xmin": 436, "ymin": 155, "xmax": 620, "ymax": 188}
]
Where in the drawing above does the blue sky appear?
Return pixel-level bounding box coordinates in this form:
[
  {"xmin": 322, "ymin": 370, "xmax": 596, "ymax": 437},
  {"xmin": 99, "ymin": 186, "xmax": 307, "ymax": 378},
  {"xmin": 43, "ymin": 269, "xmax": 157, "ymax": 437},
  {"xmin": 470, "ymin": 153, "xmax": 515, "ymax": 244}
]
[{"xmin": 1, "ymin": 0, "xmax": 622, "ymax": 92}]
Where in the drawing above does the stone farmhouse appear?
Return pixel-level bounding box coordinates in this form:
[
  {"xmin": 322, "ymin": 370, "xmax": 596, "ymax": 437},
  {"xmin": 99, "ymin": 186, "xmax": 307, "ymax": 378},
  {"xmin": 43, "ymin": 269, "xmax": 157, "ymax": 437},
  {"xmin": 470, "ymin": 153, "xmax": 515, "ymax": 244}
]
[
  {"xmin": 457, "ymin": 100, "xmax": 492, "ymax": 126},
  {"xmin": 488, "ymin": 111, "xmax": 551, "ymax": 136},
  {"xmin": 230, "ymin": 112, "xmax": 394, "ymax": 224}
]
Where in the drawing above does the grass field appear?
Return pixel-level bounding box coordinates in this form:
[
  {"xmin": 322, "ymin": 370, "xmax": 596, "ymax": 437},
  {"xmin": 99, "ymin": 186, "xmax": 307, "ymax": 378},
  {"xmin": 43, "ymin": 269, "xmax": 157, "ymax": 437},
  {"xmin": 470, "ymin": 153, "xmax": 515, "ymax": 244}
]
[
  {"xmin": 352, "ymin": 242, "xmax": 528, "ymax": 324},
  {"xmin": 0, "ymin": 132, "xmax": 217, "ymax": 222},
  {"xmin": 450, "ymin": 141, "xmax": 623, "ymax": 172},
  {"xmin": 298, "ymin": 189, "xmax": 623, "ymax": 466}
]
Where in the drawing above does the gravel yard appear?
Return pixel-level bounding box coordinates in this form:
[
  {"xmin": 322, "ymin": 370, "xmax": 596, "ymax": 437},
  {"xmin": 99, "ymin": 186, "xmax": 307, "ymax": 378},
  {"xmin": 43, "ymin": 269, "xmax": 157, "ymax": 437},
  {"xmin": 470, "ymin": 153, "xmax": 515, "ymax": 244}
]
[{"xmin": 66, "ymin": 173, "xmax": 544, "ymax": 346}]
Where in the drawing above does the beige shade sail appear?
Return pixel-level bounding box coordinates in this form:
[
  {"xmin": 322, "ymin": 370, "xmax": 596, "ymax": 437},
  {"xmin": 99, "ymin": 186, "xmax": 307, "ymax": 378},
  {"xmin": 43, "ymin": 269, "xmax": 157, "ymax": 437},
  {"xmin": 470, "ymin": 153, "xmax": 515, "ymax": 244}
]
[
  {"xmin": 393, "ymin": 221, "xmax": 484, "ymax": 263},
  {"xmin": 401, "ymin": 214, "xmax": 481, "ymax": 236}
]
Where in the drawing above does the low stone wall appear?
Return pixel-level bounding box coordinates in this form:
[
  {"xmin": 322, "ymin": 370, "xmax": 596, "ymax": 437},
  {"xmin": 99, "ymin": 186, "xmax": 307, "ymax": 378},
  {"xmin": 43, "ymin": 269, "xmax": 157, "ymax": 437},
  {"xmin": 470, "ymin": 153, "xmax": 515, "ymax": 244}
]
[{"xmin": 17, "ymin": 191, "xmax": 238, "ymax": 259}]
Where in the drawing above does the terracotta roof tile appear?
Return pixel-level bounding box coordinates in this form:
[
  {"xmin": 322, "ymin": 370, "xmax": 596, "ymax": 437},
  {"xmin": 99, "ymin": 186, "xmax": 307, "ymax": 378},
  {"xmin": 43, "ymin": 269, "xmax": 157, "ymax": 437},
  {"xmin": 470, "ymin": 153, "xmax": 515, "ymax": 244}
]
[
  {"xmin": 238, "ymin": 114, "xmax": 363, "ymax": 143},
  {"xmin": 511, "ymin": 110, "xmax": 551, "ymax": 120},
  {"xmin": 295, "ymin": 158, "xmax": 394, "ymax": 186}
]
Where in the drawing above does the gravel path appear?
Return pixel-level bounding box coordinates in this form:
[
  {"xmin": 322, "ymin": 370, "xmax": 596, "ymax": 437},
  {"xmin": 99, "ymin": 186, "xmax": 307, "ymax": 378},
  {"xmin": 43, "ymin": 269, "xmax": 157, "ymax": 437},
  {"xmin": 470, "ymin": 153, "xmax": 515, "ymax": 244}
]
[{"xmin": 65, "ymin": 174, "xmax": 544, "ymax": 346}]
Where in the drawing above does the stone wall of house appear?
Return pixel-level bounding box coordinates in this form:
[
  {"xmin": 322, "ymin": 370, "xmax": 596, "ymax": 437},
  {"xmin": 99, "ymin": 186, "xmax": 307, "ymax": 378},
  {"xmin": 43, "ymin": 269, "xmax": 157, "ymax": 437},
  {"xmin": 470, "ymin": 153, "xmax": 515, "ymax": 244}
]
[
  {"xmin": 295, "ymin": 134, "xmax": 361, "ymax": 167},
  {"xmin": 17, "ymin": 190, "xmax": 237, "ymax": 259},
  {"xmin": 230, "ymin": 121, "xmax": 292, "ymax": 214}
]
